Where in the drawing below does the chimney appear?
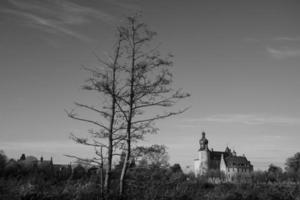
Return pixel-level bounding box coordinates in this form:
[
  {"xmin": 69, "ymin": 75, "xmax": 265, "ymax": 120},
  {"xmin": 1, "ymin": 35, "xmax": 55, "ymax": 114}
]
[
  {"xmin": 232, "ymin": 150, "xmax": 237, "ymax": 156},
  {"xmin": 20, "ymin": 154, "xmax": 26, "ymax": 160}
]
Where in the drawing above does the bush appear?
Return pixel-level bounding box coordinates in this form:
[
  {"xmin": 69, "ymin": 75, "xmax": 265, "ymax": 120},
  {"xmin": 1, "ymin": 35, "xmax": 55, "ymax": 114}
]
[{"xmin": 1, "ymin": 165, "xmax": 300, "ymax": 200}]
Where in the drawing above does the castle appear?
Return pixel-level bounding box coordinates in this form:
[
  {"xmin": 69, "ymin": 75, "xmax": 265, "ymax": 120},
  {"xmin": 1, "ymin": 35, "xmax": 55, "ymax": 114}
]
[{"xmin": 194, "ymin": 132, "xmax": 253, "ymax": 179}]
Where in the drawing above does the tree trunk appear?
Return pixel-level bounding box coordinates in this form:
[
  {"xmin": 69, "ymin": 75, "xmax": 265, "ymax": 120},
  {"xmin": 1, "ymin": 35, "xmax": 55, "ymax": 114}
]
[
  {"xmin": 119, "ymin": 107, "xmax": 133, "ymax": 197},
  {"xmin": 104, "ymin": 37, "xmax": 122, "ymax": 197},
  {"xmin": 100, "ymin": 150, "xmax": 104, "ymax": 200},
  {"xmin": 104, "ymin": 136, "xmax": 113, "ymax": 194},
  {"xmin": 104, "ymin": 65, "xmax": 116, "ymax": 196},
  {"xmin": 119, "ymin": 19, "xmax": 136, "ymax": 197},
  {"xmin": 119, "ymin": 139, "xmax": 130, "ymax": 197}
]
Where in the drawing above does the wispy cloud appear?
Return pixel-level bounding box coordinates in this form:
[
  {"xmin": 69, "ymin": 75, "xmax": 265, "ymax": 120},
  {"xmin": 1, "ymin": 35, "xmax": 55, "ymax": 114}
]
[
  {"xmin": 244, "ymin": 36, "xmax": 300, "ymax": 43},
  {"xmin": 1, "ymin": 0, "xmax": 118, "ymax": 41},
  {"xmin": 272, "ymin": 36, "xmax": 300, "ymax": 42},
  {"xmin": 103, "ymin": 0, "xmax": 140, "ymax": 11},
  {"xmin": 266, "ymin": 47, "xmax": 300, "ymax": 59},
  {"xmin": 185, "ymin": 114, "xmax": 300, "ymax": 125},
  {"xmin": 2, "ymin": 9, "xmax": 91, "ymax": 41},
  {"xmin": 244, "ymin": 36, "xmax": 300, "ymax": 59}
]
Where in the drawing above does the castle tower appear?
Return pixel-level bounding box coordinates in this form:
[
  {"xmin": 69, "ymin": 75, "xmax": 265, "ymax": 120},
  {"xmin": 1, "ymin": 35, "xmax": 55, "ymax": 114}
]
[{"xmin": 194, "ymin": 132, "xmax": 210, "ymax": 176}]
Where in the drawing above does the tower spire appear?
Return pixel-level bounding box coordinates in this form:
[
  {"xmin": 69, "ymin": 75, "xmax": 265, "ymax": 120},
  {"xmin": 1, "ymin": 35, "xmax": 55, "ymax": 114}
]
[{"xmin": 199, "ymin": 131, "xmax": 208, "ymax": 150}]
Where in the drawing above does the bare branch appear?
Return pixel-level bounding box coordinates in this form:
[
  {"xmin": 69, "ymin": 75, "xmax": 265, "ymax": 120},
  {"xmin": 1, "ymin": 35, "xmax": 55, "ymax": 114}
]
[
  {"xmin": 64, "ymin": 154, "xmax": 102, "ymax": 166},
  {"xmin": 132, "ymin": 108, "xmax": 189, "ymax": 125},
  {"xmin": 70, "ymin": 133, "xmax": 109, "ymax": 149},
  {"xmin": 65, "ymin": 109, "xmax": 110, "ymax": 131},
  {"xmin": 74, "ymin": 102, "xmax": 111, "ymax": 118}
]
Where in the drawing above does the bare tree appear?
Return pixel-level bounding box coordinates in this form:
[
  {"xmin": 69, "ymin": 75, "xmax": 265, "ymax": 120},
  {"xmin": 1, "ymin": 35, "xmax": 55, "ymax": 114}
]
[
  {"xmin": 67, "ymin": 15, "xmax": 189, "ymax": 198},
  {"xmin": 66, "ymin": 32, "xmax": 125, "ymax": 197},
  {"xmin": 116, "ymin": 15, "xmax": 190, "ymax": 197}
]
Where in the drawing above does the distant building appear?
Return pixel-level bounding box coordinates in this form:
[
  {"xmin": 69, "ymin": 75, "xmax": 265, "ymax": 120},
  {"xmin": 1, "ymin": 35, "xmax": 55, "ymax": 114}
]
[
  {"xmin": 194, "ymin": 132, "xmax": 253, "ymax": 180},
  {"xmin": 17, "ymin": 154, "xmax": 53, "ymax": 169},
  {"xmin": 15, "ymin": 154, "xmax": 97, "ymax": 177}
]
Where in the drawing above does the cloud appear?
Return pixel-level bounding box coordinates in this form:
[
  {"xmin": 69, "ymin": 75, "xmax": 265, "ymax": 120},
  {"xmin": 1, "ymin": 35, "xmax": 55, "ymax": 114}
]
[
  {"xmin": 60, "ymin": 1, "xmax": 117, "ymax": 24},
  {"xmin": 103, "ymin": 0, "xmax": 140, "ymax": 11},
  {"xmin": 244, "ymin": 36, "xmax": 300, "ymax": 43},
  {"xmin": 185, "ymin": 114, "xmax": 300, "ymax": 125},
  {"xmin": 273, "ymin": 36, "xmax": 300, "ymax": 42},
  {"xmin": 1, "ymin": 0, "xmax": 118, "ymax": 41},
  {"xmin": 244, "ymin": 37, "xmax": 300, "ymax": 59},
  {"xmin": 2, "ymin": 9, "xmax": 92, "ymax": 41},
  {"xmin": 266, "ymin": 47, "xmax": 300, "ymax": 59}
]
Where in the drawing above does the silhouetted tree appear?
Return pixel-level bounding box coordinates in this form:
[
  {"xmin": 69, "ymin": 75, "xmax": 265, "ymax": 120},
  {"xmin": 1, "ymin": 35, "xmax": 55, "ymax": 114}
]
[
  {"xmin": 0, "ymin": 150, "xmax": 7, "ymax": 176},
  {"xmin": 72, "ymin": 165, "xmax": 86, "ymax": 180},
  {"xmin": 170, "ymin": 163, "xmax": 183, "ymax": 173},
  {"xmin": 250, "ymin": 170, "xmax": 268, "ymax": 184},
  {"xmin": 116, "ymin": 15, "xmax": 189, "ymax": 197},
  {"xmin": 4, "ymin": 159, "xmax": 19, "ymax": 177},
  {"xmin": 67, "ymin": 15, "xmax": 189, "ymax": 198},
  {"xmin": 267, "ymin": 164, "xmax": 283, "ymax": 182},
  {"xmin": 285, "ymin": 152, "xmax": 300, "ymax": 182},
  {"xmin": 66, "ymin": 31, "xmax": 125, "ymax": 196}
]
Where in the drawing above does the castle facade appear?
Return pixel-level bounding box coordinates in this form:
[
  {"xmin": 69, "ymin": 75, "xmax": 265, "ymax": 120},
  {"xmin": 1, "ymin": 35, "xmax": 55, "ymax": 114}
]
[{"xmin": 194, "ymin": 132, "xmax": 253, "ymax": 179}]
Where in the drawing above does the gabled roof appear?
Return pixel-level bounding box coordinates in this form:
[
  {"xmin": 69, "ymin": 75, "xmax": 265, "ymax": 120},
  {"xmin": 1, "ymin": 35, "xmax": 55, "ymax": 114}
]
[
  {"xmin": 210, "ymin": 151, "xmax": 230, "ymax": 161},
  {"xmin": 209, "ymin": 150, "xmax": 253, "ymax": 169},
  {"xmin": 209, "ymin": 151, "xmax": 230, "ymax": 169},
  {"xmin": 225, "ymin": 156, "xmax": 252, "ymax": 167}
]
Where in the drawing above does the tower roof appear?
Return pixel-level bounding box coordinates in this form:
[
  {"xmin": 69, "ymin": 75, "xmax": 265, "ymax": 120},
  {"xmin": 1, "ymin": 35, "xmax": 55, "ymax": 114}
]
[
  {"xmin": 225, "ymin": 146, "xmax": 231, "ymax": 153},
  {"xmin": 199, "ymin": 132, "xmax": 208, "ymax": 150},
  {"xmin": 200, "ymin": 132, "xmax": 208, "ymax": 144}
]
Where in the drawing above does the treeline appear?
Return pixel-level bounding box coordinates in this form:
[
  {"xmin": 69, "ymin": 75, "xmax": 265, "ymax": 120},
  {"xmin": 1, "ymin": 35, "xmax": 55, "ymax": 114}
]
[
  {"xmin": 0, "ymin": 154, "xmax": 96, "ymax": 181},
  {"xmin": 1, "ymin": 151, "xmax": 300, "ymax": 200}
]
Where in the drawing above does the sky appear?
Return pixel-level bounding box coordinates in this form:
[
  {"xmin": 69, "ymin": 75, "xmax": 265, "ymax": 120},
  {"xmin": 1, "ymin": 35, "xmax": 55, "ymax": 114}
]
[{"xmin": 1, "ymin": 0, "xmax": 300, "ymax": 171}]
